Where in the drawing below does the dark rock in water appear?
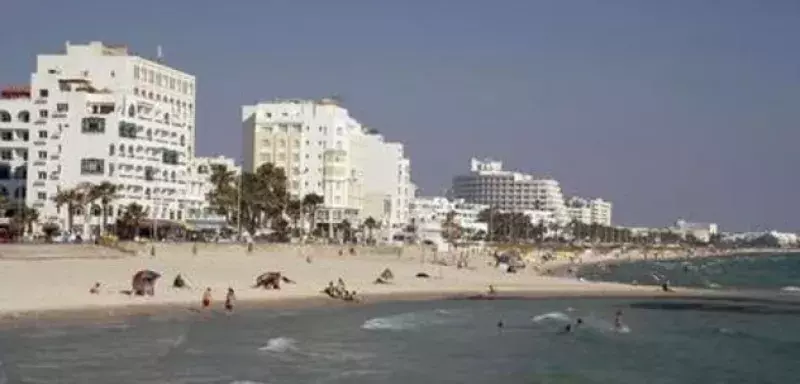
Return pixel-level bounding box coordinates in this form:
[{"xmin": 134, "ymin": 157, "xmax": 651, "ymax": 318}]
[{"xmin": 416, "ymin": 272, "xmax": 430, "ymax": 278}]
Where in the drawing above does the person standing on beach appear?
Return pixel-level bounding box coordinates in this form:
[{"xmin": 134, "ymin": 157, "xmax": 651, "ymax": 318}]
[
  {"xmin": 225, "ymin": 288, "xmax": 236, "ymax": 312},
  {"xmin": 202, "ymin": 287, "xmax": 212, "ymax": 309}
]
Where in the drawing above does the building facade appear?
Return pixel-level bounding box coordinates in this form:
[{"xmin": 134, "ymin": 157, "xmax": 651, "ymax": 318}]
[
  {"xmin": 0, "ymin": 41, "xmax": 199, "ymax": 233},
  {"xmin": 451, "ymin": 157, "xmax": 570, "ymax": 224},
  {"xmin": 242, "ymin": 99, "xmax": 412, "ymax": 231},
  {"xmin": 409, "ymin": 196, "xmax": 488, "ymax": 234},
  {"xmin": 565, "ymin": 197, "xmax": 613, "ymax": 226}
]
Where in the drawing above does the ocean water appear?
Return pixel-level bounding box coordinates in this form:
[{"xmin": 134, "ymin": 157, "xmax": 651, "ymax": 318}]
[
  {"xmin": 578, "ymin": 252, "xmax": 800, "ymax": 291},
  {"xmin": 2, "ymin": 295, "xmax": 800, "ymax": 383}
]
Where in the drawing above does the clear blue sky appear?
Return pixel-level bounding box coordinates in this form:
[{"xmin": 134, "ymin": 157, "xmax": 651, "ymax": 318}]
[{"xmin": 2, "ymin": 0, "xmax": 799, "ymax": 231}]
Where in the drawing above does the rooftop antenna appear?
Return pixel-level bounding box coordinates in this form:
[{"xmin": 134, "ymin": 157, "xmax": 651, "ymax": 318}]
[{"xmin": 156, "ymin": 45, "xmax": 163, "ymax": 62}]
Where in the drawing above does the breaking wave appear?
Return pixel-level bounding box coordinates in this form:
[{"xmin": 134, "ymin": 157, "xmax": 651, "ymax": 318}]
[
  {"xmin": 258, "ymin": 337, "xmax": 297, "ymax": 353},
  {"xmin": 532, "ymin": 312, "xmax": 571, "ymax": 323},
  {"xmin": 361, "ymin": 308, "xmax": 462, "ymax": 331}
]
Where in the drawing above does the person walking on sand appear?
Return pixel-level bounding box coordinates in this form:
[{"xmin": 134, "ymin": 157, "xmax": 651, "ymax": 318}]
[
  {"xmin": 225, "ymin": 287, "xmax": 236, "ymax": 312},
  {"xmin": 201, "ymin": 287, "xmax": 212, "ymax": 309}
]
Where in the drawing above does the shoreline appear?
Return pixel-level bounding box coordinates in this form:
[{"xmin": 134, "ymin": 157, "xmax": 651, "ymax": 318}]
[
  {"xmin": 4, "ymin": 285, "xmax": 799, "ymax": 327},
  {"xmin": 0, "ymin": 244, "xmax": 797, "ymax": 325},
  {"xmin": 546, "ymin": 246, "xmax": 800, "ymax": 276}
]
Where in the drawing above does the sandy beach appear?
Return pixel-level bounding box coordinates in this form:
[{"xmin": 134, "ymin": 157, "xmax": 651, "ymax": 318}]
[{"xmin": 0, "ymin": 243, "xmax": 792, "ymax": 320}]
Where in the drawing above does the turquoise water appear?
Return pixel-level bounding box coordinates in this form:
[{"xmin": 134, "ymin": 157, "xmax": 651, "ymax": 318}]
[
  {"xmin": 1, "ymin": 295, "xmax": 800, "ymax": 383},
  {"xmin": 578, "ymin": 252, "xmax": 800, "ymax": 291}
]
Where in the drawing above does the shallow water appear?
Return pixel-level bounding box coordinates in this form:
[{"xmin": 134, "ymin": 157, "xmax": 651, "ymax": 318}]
[
  {"xmin": 1, "ymin": 296, "xmax": 799, "ymax": 383},
  {"xmin": 579, "ymin": 252, "xmax": 800, "ymax": 291}
]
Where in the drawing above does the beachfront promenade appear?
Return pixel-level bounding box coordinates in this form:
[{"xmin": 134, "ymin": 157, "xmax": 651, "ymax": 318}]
[{"xmin": 0, "ymin": 243, "xmax": 780, "ymax": 318}]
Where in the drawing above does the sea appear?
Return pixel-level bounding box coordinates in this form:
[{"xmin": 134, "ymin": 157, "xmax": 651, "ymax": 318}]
[{"xmin": 0, "ymin": 253, "xmax": 799, "ymax": 384}]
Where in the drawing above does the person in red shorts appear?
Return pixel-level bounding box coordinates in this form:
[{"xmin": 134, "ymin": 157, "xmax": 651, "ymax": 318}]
[{"xmin": 201, "ymin": 287, "xmax": 212, "ymax": 309}]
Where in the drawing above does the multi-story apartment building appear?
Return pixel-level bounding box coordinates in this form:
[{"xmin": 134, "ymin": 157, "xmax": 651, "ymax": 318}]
[
  {"xmin": 242, "ymin": 99, "xmax": 412, "ymax": 232},
  {"xmin": 0, "ymin": 41, "xmax": 199, "ymax": 233},
  {"xmin": 451, "ymin": 158, "xmax": 570, "ymax": 224},
  {"xmin": 565, "ymin": 197, "xmax": 613, "ymax": 226}
]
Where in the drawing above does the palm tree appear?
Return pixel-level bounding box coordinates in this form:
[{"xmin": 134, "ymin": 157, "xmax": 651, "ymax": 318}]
[
  {"xmin": 286, "ymin": 199, "xmax": 303, "ymax": 234},
  {"xmin": 338, "ymin": 219, "xmax": 352, "ymax": 242},
  {"xmin": 117, "ymin": 203, "xmax": 147, "ymax": 239},
  {"xmin": 20, "ymin": 206, "xmax": 38, "ymax": 235},
  {"xmin": 92, "ymin": 181, "xmax": 118, "ymax": 235},
  {"xmin": 302, "ymin": 193, "xmax": 324, "ymax": 236},
  {"xmin": 207, "ymin": 164, "xmax": 237, "ymax": 219},
  {"xmin": 442, "ymin": 210, "xmax": 461, "ymax": 245},
  {"xmin": 53, "ymin": 188, "xmax": 81, "ymax": 234},
  {"xmin": 75, "ymin": 182, "xmax": 100, "ymax": 237},
  {"xmin": 363, "ymin": 216, "xmax": 378, "ymax": 243}
]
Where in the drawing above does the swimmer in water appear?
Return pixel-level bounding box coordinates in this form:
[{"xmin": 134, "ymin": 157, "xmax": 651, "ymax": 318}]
[
  {"xmin": 614, "ymin": 310, "xmax": 624, "ymax": 330},
  {"xmin": 497, "ymin": 320, "xmax": 504, "ymax": 329},
  {"xmin": 560, "ymin": 324, "xmax": 573, "ymax": 334},
  {"xmin": 575, "ymin": 318, "xmax": 584, "ymax": 328}
]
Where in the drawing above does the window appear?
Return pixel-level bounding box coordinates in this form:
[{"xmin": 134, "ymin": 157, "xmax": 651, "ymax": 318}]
[
  {"xmin": 56, "ymin": 103, "xmax": 68, "ymax": 112},
  {"xmin": 39, "ymin": 89, "xmax": 49, "ymax": 98},
  {"xmin": 162, "ymin": 150, "xmax": 179, "ymax": 165},
  {"xmin": 133, "ymin": 65, "xmax": 140, "ymax": 79},
  {"xmin": 1, "ymin": 151, "xmax": 11, "ymax": 160},
  {"xmin": 109, "ymin": 163, "xmax": 115, "ymax": 176},
  {"xmin": 38, "ymin": 151, "xmax": 47, "ymax": 160},
  {"xmin": 37, "ymin": 192, "xmax": 46, "ymax": 200},
  {"xmin": 38, "ymin": 171, "xmax": 46, "ymax": 180},
  {"xmin": 109, "ymin": 145, "xmax": 115, "ymax": 155},
  {"xmin": 119, "ymin": 122, "xmax": 137, "ymax": 138},
  {"xmin": 1, "ymin": 132, "xmax": 11, "ymax": 141},
  {"xmin": 39, "ymin": 110, "xmax": 48, "ymax": 118},
  {"xmin": 17, "ymin": 111, "xmax": 29, "ymax": 122},
  {"xmin": 38, "ymin": 131, "xmax": 47, "ymax": 139},
  {"xmin": 144, "ymin": 167, "xmax": 155, "ymax": 181},
  {"xmin": 127, "ymin": 105, "xmax": 135, "ymax": 117},
  {"xmin": 81, "ymin": 117, "xmax": 106, "ymax": 133},
  {"xmin": 80, "ymin": 158, "xmax": 105, "ymax": 175}
]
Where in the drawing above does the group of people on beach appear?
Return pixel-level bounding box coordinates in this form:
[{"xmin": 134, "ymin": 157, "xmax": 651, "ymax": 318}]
[
  {"xmin": 323, "ymin": 278, "xmax": 359, "ymax": 302},
  {"xmin": 201, "ymin": 286, "xmax": 237, "ymax": 312}
]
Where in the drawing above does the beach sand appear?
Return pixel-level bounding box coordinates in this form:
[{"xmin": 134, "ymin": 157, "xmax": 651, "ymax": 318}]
[{"xmin": 0, "ymin": 243, "xmax": 788, "ymax": 321}]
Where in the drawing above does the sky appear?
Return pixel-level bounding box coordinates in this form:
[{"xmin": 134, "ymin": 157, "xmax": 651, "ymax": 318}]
[{"xmin": 1, "ymin": 0, "xmax": 799, "ymax": 231}]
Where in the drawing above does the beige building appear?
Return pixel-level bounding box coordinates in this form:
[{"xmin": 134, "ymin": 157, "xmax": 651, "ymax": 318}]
[{"xmin": 241, "ymin": 99, "xmax": 413, "ymax": 232}]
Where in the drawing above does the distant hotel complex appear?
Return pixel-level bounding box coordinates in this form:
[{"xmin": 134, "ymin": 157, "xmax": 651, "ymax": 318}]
[{"xmin": 449, "ymin": 157, "xmax": 612, "ymax": 226}]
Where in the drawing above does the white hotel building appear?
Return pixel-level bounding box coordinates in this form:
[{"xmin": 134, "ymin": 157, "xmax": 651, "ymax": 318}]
[
  {"xmin": 451, "ymin": 157, "xmax": 613, "ymax": 226},
  {"xmin": 565, "ymin": 196, "xmax": 613, "ymax": 226},
  {"xmin": 242, "ymin": 99, "xmax": 413, "ymax": 231},
  {"xmin": 0, "ymin": 41, "xmax": 213, "ymax": 232}
]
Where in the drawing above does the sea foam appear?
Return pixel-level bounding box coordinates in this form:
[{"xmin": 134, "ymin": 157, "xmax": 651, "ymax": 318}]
[
  {"xmin": 531, "ymin": 312, "xmax": 571, "ymax": 323},
  {"xmin": 258, "ymin": 337, "xmax": 297, "ymax": 353},
  {"xmin": 362, "ymin": 309, "xmax": 459, "ymax": 331}
]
